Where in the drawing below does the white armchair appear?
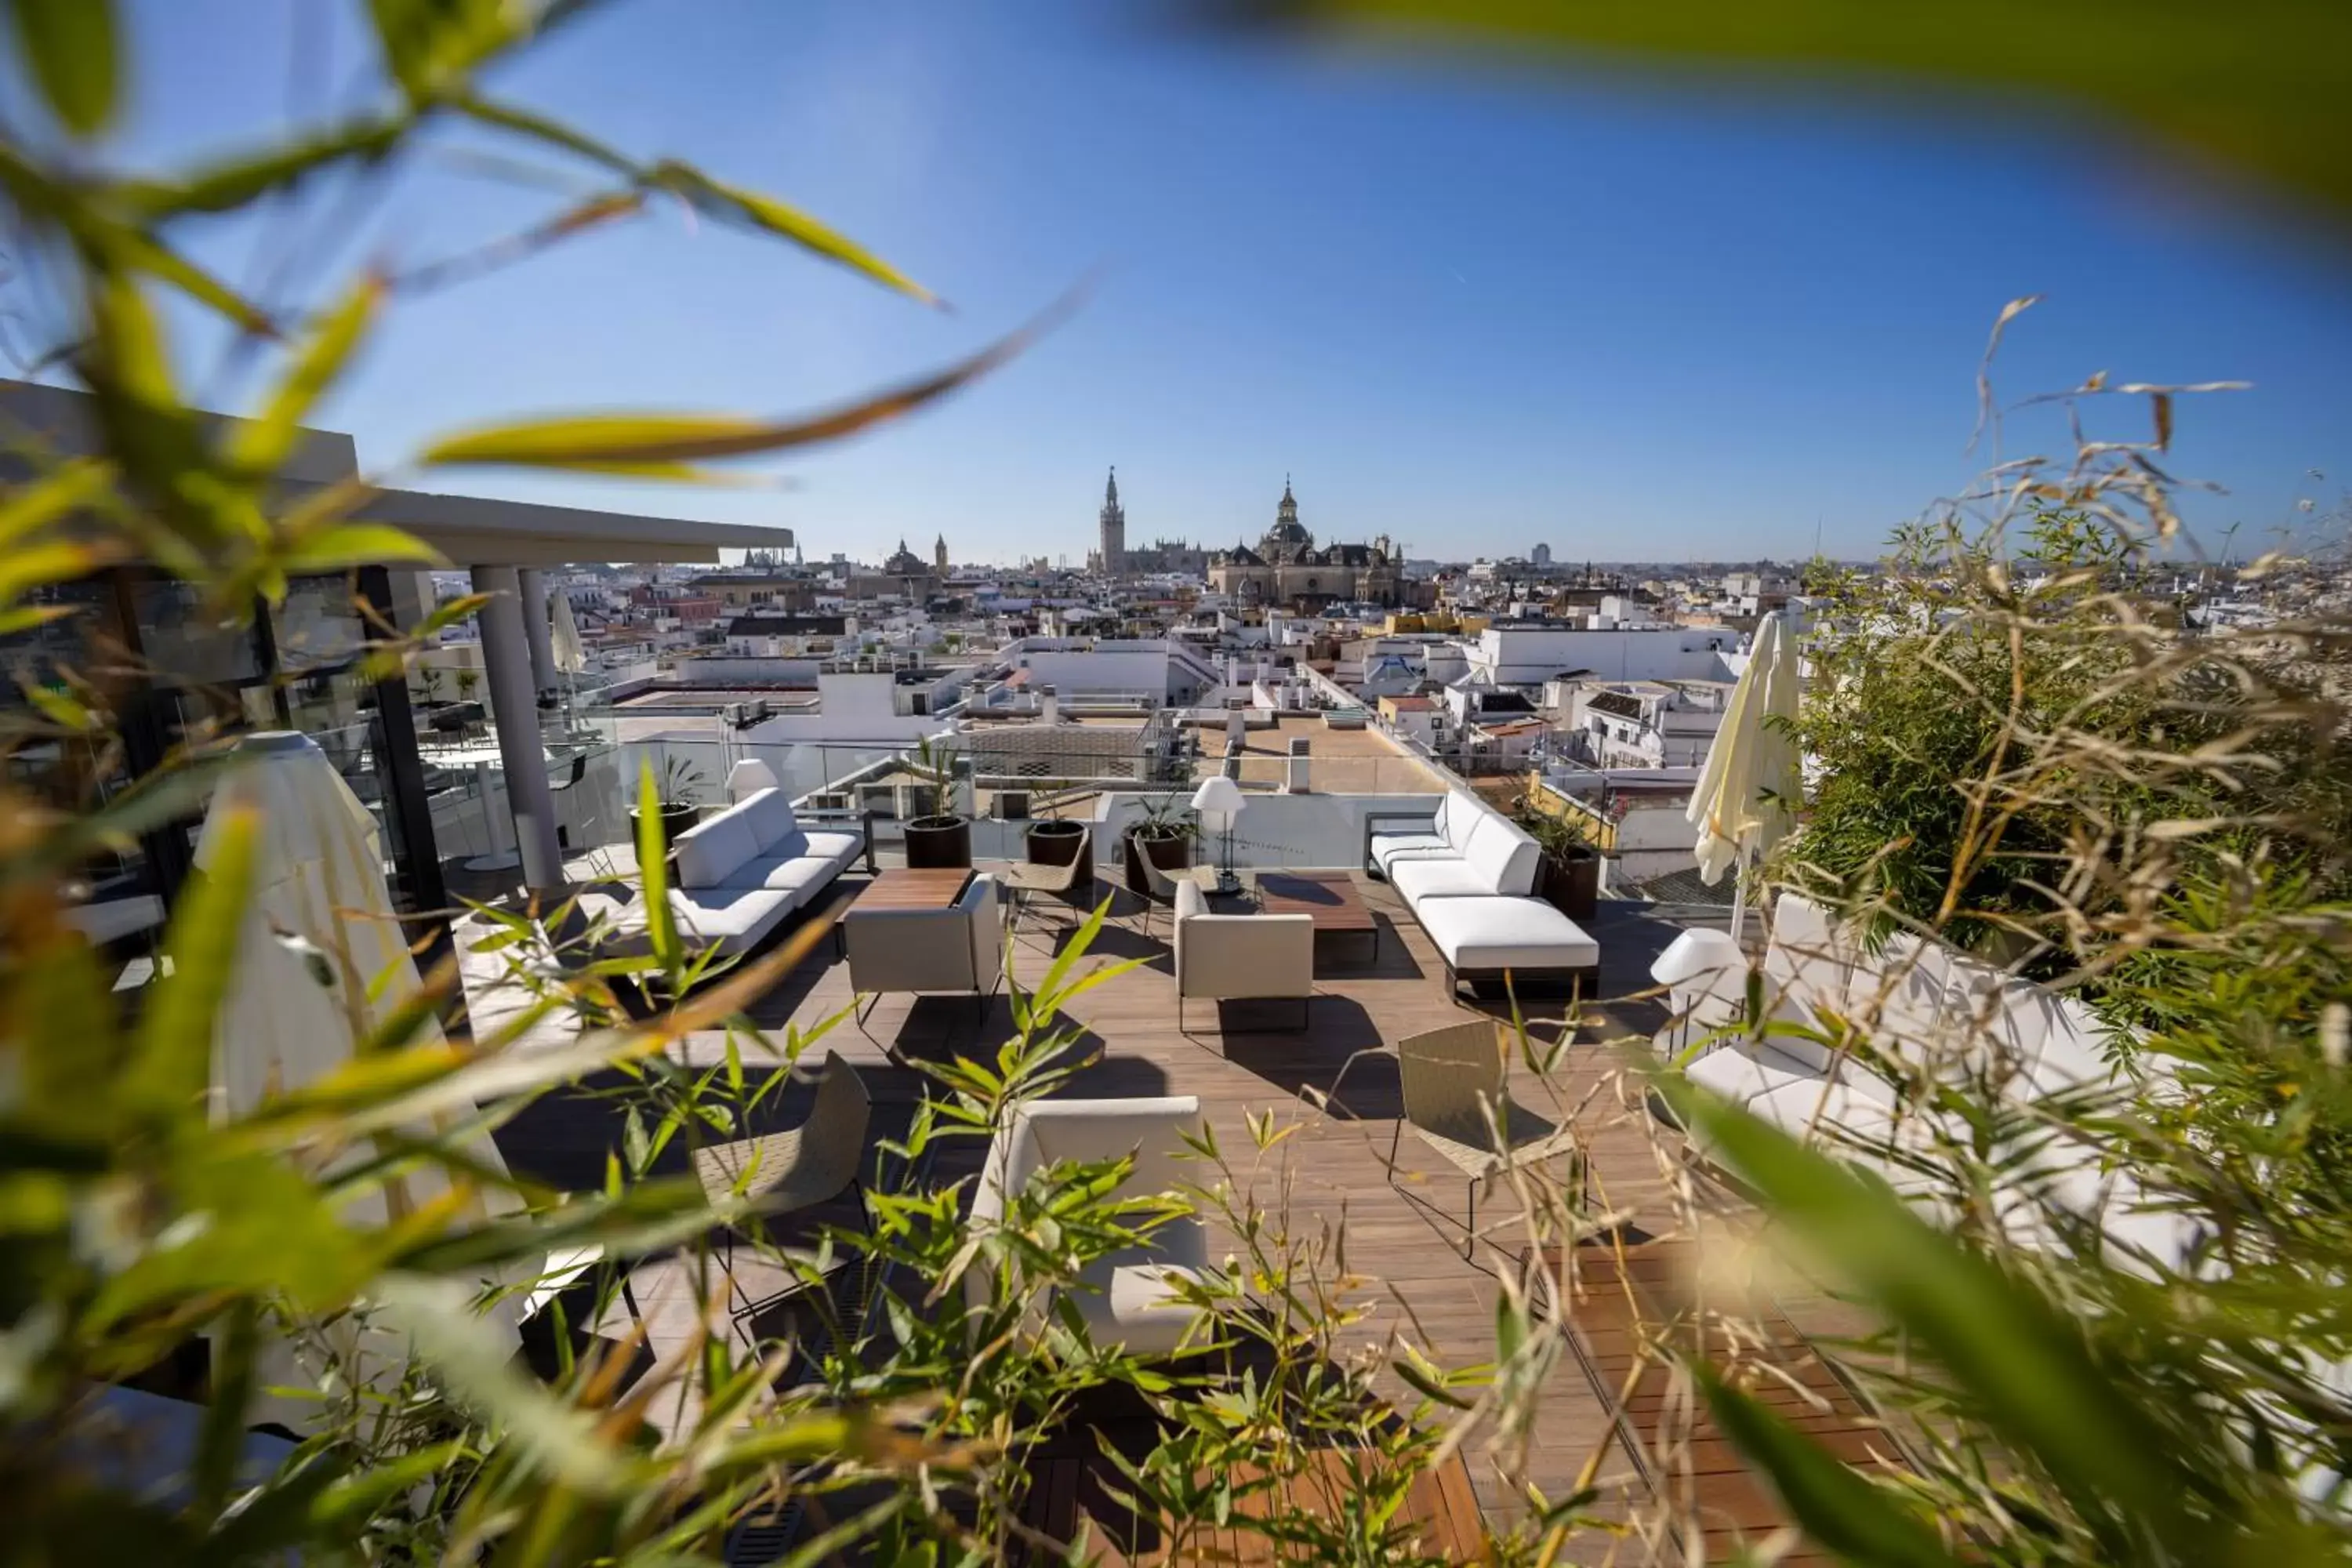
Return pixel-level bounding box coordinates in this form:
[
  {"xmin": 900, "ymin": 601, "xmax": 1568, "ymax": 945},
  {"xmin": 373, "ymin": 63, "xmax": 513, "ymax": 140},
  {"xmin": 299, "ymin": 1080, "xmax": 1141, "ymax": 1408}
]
[
  {"xmin": 845, "ymin": 873, "xmax": 1004, "ymax": 1029},
  {"xmin": 964, "ymin": 1096, "xmax": 1210, "ymax": 1359},
  {"xmin": 1172, "ymin": 879, "xmax": 1315, "ymax": 1032}
]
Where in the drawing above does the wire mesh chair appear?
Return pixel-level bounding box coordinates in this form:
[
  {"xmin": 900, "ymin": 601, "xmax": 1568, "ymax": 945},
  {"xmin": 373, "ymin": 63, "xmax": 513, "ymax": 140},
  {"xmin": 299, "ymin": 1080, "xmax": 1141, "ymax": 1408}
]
[
  {"xmin": 689, "ymin": 1051, "xmax": 873, "ymax": 1321},
  {"xmin": 1390, "ymin": 1019, "xmax": 1583, "ymax": 1256}
]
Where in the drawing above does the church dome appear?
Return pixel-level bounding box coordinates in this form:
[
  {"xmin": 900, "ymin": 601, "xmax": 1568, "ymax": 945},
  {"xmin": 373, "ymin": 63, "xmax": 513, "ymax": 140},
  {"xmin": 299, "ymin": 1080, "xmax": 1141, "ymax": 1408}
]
[{"xmin": 1261, "ymin": 475, "xmax": 1312, "ymax": 559}]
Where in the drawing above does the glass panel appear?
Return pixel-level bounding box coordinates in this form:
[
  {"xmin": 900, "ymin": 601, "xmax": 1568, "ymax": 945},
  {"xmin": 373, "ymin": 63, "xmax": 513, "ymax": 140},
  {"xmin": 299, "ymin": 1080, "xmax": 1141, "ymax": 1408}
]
[
  {"xmin": 0, "ymin": 579, "xmax": 165, "ymax": 969},
  {"xmin": 130, "ymin": 579, "xmax": 262, "ymax": 687},
  {"xmin": 272, "ymin": 574, "xmax": 371, "ymax": 671}
]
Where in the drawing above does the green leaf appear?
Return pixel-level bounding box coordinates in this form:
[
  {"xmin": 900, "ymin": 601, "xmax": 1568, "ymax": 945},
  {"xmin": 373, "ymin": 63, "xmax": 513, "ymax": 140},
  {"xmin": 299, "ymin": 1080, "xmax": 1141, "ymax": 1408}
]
[
  {"xmin": 228, "ymin": 274, "xmax": 384, "ymax": 481},
  {"xmin": 129, "ymin": 804, "xmax": 256, "ymax": 1120},
  {"xmin": 1697, "ymin": 1364, "xmax": 1962, "ymax": 1567},
  {"xmin": 366, "ymin": 0, "xmax": 528, "ymax": 103},
  {"xmin": 1658, "ymin": 1075, "xmax": 2198, "ymax": 1543},
  {"xmin": 7, "ymin": 0, "xmax": 118, "ymax": 136},
  {"xmin": 416, "ymin": 292, "xmax": 1072, "ymax": 471},
  {"xmin": 372, "ymin": 1272, "xmax": 636, "ymax": 1496},
  {"xmin": 120, "ymin": 115, "xmax": 408, "ymax": 220},
  {"xmin": 0, "ymin": 459, "xmax": 115, "ymax": 548},
  {"xmin": 634, "ymin": 759, "xmax": 681, "ymax": 976},
  {"xmin": 193, "ymin": 1451, "xmax": 351, "ymax": 1568},
  {"xmin": 452, "ymin": 90, "xmax": 639, "ymax": 176},
  {"xmin": 191, "ymin": 1301, "xmax": 259, "ymax": 1520},
  {"xmin": 1245, "ymin": 0, "xmax": 2352, "ymax": 217},
  {"xmin": 307, "ymin": 1440, "xmax": 472, "ymax": 1528},
  {"xmin": 278, "ymin": 521, "xmax": 447, "ymax": 573},
  {"xmin": 647, "ymin": 161, "xmax": 938, "ymax": 306}
]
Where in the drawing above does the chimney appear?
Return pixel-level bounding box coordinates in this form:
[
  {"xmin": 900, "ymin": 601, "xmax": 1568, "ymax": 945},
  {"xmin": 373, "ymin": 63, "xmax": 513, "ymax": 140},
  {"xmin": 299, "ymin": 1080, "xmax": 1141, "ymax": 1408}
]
[{"xmin": 1040, "ymin": 684, "xmax": 1059, "ymax": 725}]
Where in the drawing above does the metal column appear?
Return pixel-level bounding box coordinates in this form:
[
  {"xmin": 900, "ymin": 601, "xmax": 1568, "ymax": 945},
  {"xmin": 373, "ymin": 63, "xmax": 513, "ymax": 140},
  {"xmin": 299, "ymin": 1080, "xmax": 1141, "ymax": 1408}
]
[{"xmin": 470, "ymin": 564, "xmax": 563, "ymax": 890}]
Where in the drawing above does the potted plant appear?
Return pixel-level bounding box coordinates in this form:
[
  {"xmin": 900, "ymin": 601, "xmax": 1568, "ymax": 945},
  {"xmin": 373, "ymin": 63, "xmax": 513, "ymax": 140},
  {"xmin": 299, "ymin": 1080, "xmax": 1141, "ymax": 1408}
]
[
  {"xmin": 630, "ymin": 754, "xmax": 706, "ymax": 844},
  {"xmin": 901, "ymin": 734, "xmax": 971, "ymax": 869},
  {"xmin": 1025, "ymin": 814, "xmax": 1087, "ymax": 866},
  {"xmin": 1121, "ymin": 792, "xmax": 1196, "ymax": 891},
  {"xmin": 414, "ymin": 665, "xmax": 445, "ymax": 708},
  {"xmin": 455, "ymin": 666, "xmax": 481, "ymax": 705},
  {"xmin": 1514, "ymin": 795, "xmax": 1601, "ymax": 920}
]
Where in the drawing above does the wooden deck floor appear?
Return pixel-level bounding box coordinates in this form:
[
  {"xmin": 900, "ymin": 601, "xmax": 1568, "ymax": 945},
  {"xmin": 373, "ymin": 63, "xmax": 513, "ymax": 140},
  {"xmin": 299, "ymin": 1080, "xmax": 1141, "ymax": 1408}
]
[
  {"xmin": 478, "ymin": 866, "xmax": 1828, "ymax": 1562},
  {"xmin": 1019, "ymin": 1444, "xmax": 1486, "ymax": 1566}
]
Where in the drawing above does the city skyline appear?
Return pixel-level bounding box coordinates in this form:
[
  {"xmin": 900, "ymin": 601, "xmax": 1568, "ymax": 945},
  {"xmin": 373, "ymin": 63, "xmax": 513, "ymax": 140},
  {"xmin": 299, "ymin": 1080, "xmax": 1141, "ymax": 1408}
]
[{"xmin": 59, "ymin": 2, "xmax": 2352, "ymax": 565}]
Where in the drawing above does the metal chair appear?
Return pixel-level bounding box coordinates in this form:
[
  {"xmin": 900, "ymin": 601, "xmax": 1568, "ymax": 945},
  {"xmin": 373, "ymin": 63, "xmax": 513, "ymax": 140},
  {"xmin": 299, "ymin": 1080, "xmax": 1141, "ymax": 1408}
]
[
  {"xmin": 1002, "ymin": 825, "xmax": 1094, "ymax": 935},
  {"xmin": 1134, "ymin": 851, "xmax": 1184, "ymax": 941},
  {"xmin": 690, "ymin": 1051, "xmax": 873, "ymax": 1322},
  {"xmin": 549, "ymin": 751, "xmax": 620, "ymax": 879},
  {"xmin": 1390, "ymin": 1019, "xmax": 1583, "ymax": 1256}
]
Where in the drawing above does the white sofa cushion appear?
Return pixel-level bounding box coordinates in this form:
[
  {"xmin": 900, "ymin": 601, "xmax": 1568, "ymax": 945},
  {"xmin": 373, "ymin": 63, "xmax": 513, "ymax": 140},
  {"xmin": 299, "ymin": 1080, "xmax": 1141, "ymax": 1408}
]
[
  {"xmin": 966, "ymin": 1097, "xmax": 1210, "ymax": 1356},
  {"xmin": 672, "ymin": 811, "xmax": 761, "ymax": 890},
  {"xmin": 653, "ymin": 885, "xmax": 793, "ymax": 954},
  {"xmin": 725, "ymin": 830, "xmax": 865, "ymax": 893},
  {"xmin": 735, "ymin": 786, "xmax": 800, "ymax": 851},
  {"xmin": 1686, "ymin": 1043, "xmax": 1834, "ymax": 1107},
  {"xmin": 1460, "ymin": 811, "xmax": 1538, "ymax": 897},
  {"xmin": 1414, "ymin": 895, "xmax": 1598, "ymax": 972},
  {"xmin": 1388, "ymin": 855, "xmax": 1512, "ymax": 905},
  {"xmin": 1173, "ymin": 880, "xmax": 1314, "ymax": 1001},
  {"xmin": 1440, "ymin": 790, "xmax": 1480, "ymax": 851},
  {"xmin": 1073, "ymin": 1260, "xmax": 1209, "ymax": 1358},
  {"xmin": 1764, "ymin": 893, "xmax": 1861, "ymax": 1021},
  {"xmin": 1370, "ymin": 830, "xmax": 1454, "ymax": 874},
  {"xmin": 1980, "ymin": 984, "xmax": 2118, "ymax": 1100}
]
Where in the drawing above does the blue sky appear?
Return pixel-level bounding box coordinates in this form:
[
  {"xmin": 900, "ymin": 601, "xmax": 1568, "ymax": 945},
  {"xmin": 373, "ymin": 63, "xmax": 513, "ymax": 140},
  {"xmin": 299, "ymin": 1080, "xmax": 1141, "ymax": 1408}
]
[{"xmin": 21, "ymin": 0, "xmax": 2352, "ymax": 563}]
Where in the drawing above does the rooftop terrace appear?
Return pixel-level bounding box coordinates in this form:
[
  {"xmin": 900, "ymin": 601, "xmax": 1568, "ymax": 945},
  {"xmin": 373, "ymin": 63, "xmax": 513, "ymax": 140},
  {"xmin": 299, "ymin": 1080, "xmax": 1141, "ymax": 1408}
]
[{"xmin": 463, "ymin": 844, "xmax": 1866, "ymax": 1564}]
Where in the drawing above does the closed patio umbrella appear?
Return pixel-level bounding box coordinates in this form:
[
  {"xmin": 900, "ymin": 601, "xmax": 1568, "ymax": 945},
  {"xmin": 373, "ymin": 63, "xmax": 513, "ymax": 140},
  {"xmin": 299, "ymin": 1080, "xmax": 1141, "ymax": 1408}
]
[
  {"xmin": 1685, "ymin": 612, "xmax": 1803, "ymax": 940},
  {"xmin": 550, "ymin": 592, "xmax": 588, "ymax": 676},
  {"xmin": 195, "ymin": 731, "xmax": 520, "ymax": 1425}
]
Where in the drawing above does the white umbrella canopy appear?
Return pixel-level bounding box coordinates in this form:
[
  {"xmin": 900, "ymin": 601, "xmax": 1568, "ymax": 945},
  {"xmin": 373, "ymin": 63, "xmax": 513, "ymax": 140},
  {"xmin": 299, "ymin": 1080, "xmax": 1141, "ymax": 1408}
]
[
  {"xmin": 198, "ymin": 732, "xmax": 453, "ymax": 1121},
  {"xmin": 550, "ymin": 592, "xmax": 588, "ymax": 676},
  {"xmin": 1685, "ymin": 612, "xmax": 1804, "ymax": 937},
  {"xmin": 194, "ymin": 731, "xmax": 521, "ymax": 1425}
]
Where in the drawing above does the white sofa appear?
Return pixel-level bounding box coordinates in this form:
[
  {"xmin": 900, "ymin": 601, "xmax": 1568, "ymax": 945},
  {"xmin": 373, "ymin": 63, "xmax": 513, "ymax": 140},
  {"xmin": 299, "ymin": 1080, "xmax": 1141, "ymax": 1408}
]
[
  {"xmin": 1654, "ymin": 892, "xmax": 2196, "ymax": 1270},
  {"xmin": 845, "ymin": 873, "xmax": 1004, "ymax": 1025},
  {"xmin": 965, "ymin": 1097, "xmax": 1210, "ymax": 1358},
  {"xmin": 617, "ymin": 787, "xmax": 868, "ymax": 956},
  {"xmin": 1172, "ymin": 879, "xmax": 1315, "ymax": 1031},
  {"xmin": 1366, "ymin": 791, "xmax": 1599, "ymax": 1000}
]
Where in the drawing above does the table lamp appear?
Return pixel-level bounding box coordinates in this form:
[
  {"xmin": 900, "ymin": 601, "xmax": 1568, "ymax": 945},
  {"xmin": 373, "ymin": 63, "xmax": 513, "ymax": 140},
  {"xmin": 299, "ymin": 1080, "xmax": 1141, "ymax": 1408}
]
[{"xmin": 1189, "ymin": 775, "xmax": 1246, "ymax": 895}]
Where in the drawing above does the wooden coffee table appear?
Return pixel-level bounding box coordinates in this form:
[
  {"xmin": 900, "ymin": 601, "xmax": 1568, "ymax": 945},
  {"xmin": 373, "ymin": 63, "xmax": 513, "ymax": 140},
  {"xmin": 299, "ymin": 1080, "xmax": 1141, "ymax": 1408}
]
[
  {"xmin": 1254, "ymin": 870, "xmax": 1380, "ymax": 969},
  {"xmin": 818, "ymin": 866, "xmax": 975, "ymax": 956}
]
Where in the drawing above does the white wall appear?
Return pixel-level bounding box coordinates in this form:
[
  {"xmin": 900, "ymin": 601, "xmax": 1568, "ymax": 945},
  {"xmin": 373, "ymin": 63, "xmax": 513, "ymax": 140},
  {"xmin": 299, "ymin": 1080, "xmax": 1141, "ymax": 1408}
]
[
  {"xmin": 673, "ymin": 655, "xmax": 822, "ymax": 685},
  {"xmin": 1473, "ymin": 627, "xmax": 1738, "ymax": 686},
  {"xmin": 1005, "ymin": 645, "xmax": 1176, "ymax": 699}
]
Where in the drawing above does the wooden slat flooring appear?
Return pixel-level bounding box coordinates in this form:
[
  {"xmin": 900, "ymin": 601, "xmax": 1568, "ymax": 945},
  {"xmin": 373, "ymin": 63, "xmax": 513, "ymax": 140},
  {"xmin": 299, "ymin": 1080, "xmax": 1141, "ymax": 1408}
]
[
  {"xmin": 1544, "ymin": 1238, "xmax": 1907, "ymax": 1565},
  {"xmin": 1017, "ymin": 1448, "xmax": 1484, "ymax": 1566},
  {"xmin": 475, "ymin": 862, "xmax": 1882, "ymax": 1563}
]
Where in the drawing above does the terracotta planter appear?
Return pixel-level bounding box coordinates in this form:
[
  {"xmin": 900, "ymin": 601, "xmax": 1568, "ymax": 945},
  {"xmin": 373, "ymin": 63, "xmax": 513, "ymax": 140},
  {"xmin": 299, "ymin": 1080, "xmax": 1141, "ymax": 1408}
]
[{"xmin": 903, "ymin": 815, "xmax": 973, "ymax": 869}]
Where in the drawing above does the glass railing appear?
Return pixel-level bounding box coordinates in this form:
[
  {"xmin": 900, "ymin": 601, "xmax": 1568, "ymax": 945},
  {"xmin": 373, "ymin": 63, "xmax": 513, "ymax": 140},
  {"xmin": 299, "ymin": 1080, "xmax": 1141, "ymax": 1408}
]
[{"xmin": 420, "ymin": 722, "xmax": 1478, "ymax": 884}]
